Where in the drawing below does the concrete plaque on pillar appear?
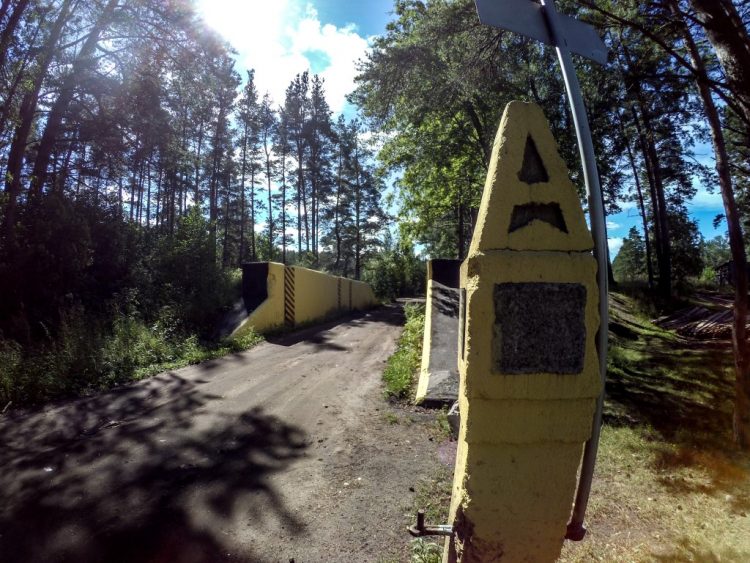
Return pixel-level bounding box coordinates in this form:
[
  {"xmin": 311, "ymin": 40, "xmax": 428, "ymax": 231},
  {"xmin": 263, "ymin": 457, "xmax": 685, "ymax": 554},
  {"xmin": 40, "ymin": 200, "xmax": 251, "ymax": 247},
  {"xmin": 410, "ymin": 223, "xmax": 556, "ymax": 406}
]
[{"xmin": 446, "ymin": 102, "xmax": 601, "ymax": 562}]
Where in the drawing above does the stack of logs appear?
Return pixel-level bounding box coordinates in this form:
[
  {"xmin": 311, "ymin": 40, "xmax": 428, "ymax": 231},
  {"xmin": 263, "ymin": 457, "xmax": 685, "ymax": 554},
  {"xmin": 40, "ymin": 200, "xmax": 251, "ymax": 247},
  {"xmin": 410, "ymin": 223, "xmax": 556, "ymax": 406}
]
[{"xmin": 655, "ymin": 305, "xmax": 748, "ymax": 339}]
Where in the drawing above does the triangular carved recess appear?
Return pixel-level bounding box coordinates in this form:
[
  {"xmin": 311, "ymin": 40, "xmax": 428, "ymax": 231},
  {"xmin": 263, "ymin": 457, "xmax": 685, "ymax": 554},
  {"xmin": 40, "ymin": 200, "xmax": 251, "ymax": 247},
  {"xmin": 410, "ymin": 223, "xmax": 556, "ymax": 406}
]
[{"xmin": 517, "ymin": 136, "xmax": 549, "ymax": 184}]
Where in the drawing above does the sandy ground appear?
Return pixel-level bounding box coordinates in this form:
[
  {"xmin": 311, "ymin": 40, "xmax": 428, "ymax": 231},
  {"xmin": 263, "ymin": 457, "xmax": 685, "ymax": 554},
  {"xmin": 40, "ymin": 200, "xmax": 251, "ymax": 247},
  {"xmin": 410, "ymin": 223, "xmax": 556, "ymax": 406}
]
[{"xmin": 0, "ymin": 304, "xmax": 444, "ymax": 563}]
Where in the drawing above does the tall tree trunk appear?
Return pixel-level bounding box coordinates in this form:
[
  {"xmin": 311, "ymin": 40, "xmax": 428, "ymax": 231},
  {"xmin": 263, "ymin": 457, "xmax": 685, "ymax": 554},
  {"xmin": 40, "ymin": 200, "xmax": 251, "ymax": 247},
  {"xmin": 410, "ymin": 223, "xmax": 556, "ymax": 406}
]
[
  {"xmin": 117, "ymin": 177, "xmax": 123, "ymax": 216},
  {"xmin": 296, "ymin": 141, "xmax": 303, "ymax": 255},
  {"xmin": 620, "ymin": 114, "xmax": 655, "ymax": 289},
  {"xmin": 678, "ymin": 2, "xmax": 750, "ymax": 448},
  {"xmin": 0, "ymin": 0, "xmax": 13, "ymax": 27},
  {"xmin": 600, "ymin": 189, "xmax": 616, "ymax": 288},
  {"xmin": 311, "ymin": 173, "xmax": 317, "ymax": 259},
  {"xmin": 638, "ymin": 108, "xmax": 670, "ymax": 296},
  {"xmin": 631, "ymin": 104, "xmax": 670, "ymax": 295},
  {"xmin": 0, "ymin": 17, "xmax": 42, "ymax": 141},
  {"xmin": 281, "ymin": 147, "xmax": 287, "ymax": 264},
  {"xmin": 266, "ymin": 150, "xmax": 273, "ymax": 260},
  {"xmin": 250, "ymin": 166, "xmax": 256, "ymax": 261},
  {"xmin": 689, "ymin": 0, "xmax": 750, "ymax": 132},
  {"xmin": 620, "ymin": 38, "xmax": 671, "ymax": 296},
  {"xmin": 334, "ymin": 144, "xmax": 343, "ymax": 271},
  {"xmin": 208, "ymin": 106, "xmax": 227, "ymax": 264},
  {"xmin": 169, "ymin": 172, "xmax": 176, "ymax": 235},
  {"xmin": 354, "ymin": 142, "xmax": 362, "ymax": 280},
  {"xmin": 146, "ymin": 158, "xmax": 152, "ymax": 227},
  {"xmin": 222, "ymin": 180, "xmax": 230, "ymax": 268},
  {"xmin": 29, "ymin": 0, "xmax": 118, "ymax": 195},
  {"xmin": 302, "ymin": 177, "xmax": 309, "ymax": 254},
  {"xmin": 3, "ymin": 0, "xmax": 73, "ymax": 245},
  {"xmin": 239, "ymin": 127, "xmax": 247, "ymax": 264},
  {"xmin": 155, "ymin": 163, "xmax": 162, "ymax": 227},
  {"xmin": 194, "ymin": 118, "xmax": 204, "ymax": 208},
  {"xmin": 0, "ymin": 0, "xmax": 30, "ymax": 75}
]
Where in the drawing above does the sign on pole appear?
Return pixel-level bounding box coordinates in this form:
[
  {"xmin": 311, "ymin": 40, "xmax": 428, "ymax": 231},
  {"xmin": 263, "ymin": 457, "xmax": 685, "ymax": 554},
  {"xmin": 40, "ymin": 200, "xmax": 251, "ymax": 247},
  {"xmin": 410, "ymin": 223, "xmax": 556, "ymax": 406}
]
[
  {"xmin": 474, "ymin": 0, "xmax": 610, "ymax": 541},
  {"xmin": 475, "ymin": 0, "xmax": 607, "ymax": 64}
]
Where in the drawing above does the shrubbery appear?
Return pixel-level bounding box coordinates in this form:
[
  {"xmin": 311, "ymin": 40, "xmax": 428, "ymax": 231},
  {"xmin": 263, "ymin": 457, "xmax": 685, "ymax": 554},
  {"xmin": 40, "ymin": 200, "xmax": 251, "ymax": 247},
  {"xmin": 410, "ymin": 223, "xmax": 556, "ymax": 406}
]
[
  {"xmin": 382, "ymin": 303, "xmax": 425, "ymax": 399},
  {"xmin": 363, "ymin": 239, "xmax": 426, "ymax": 300},
  {"xmin": 0, "ymin": 197, "xmax": 255, "ymax": 406}
]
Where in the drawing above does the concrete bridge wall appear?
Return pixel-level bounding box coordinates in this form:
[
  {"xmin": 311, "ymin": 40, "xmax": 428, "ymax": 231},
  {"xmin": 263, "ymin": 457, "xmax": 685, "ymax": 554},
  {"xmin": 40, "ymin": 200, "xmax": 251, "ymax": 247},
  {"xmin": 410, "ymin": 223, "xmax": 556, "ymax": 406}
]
[{"xmin": 233, "ymin": 262, "xmax": 378, "ymax": 337}]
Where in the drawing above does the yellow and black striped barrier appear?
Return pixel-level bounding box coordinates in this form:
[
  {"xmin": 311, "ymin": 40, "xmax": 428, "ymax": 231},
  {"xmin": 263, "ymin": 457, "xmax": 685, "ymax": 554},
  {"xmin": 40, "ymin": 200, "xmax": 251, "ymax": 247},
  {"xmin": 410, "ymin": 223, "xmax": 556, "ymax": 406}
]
[
  {"xmin": 232, "ymin": 262, "xmax": 378, "ymax": 337},
  {"xmin": 284, "ymin": 266, "xmax": 295, "ymax": 328}
]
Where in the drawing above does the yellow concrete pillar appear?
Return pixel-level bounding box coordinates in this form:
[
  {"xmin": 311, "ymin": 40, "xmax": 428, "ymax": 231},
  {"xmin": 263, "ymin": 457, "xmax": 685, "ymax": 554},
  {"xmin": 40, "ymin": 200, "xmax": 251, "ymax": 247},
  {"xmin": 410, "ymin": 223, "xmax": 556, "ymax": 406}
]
[{"xmin": 446, "ymin": 101, "xmax": 601, "ymax": 562}]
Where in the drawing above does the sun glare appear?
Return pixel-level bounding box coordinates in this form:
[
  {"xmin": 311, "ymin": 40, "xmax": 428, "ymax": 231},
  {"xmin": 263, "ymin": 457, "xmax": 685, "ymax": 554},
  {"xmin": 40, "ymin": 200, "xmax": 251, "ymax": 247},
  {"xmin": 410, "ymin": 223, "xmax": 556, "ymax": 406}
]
[{"xmin": 197, "ymin": 0, "xmax": 290, "ymax": 51}]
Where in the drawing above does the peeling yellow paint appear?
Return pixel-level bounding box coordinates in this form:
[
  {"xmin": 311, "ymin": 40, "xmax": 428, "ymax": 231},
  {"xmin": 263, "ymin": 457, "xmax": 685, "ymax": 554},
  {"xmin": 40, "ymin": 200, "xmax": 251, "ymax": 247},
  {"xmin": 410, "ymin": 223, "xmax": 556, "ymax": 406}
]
[{"xmin": 470, "ymin": 101, "xmax": 593, "ymax": 254}]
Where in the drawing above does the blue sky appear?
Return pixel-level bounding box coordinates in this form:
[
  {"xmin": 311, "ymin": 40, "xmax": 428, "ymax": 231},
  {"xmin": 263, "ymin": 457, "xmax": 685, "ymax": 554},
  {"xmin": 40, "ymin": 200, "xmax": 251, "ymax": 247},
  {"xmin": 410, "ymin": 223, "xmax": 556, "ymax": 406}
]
[
  {"xmin": 605, "ymin": 138, "xmax": 726, "ymax": 257},
  {"xmin": 197, "ymin": 0, "xmax": 393, "ymax": 115},
  {"xmin": 197, "ymin": 0, "xmax": 727, "ymax": 256}
]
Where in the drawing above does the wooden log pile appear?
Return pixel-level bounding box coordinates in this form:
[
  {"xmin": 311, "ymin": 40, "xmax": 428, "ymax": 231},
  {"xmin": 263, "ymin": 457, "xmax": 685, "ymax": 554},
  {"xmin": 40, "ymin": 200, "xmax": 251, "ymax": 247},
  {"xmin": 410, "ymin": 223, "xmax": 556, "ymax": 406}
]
[{"xmin": 655, "ymin": 305, "xmax": 749, "ymax": 339}]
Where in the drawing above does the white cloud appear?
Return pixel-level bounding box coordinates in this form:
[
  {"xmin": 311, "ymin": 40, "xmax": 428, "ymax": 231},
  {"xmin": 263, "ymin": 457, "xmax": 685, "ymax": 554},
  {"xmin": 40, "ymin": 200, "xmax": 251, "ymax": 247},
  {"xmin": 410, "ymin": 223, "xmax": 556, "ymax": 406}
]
[
  {"xmin": 690, "ymin": 186, "xmax": 723, "ymax": 210},
  {"xmin": 608, "ymin": 237, "xmax": 624, "ymax": 258},
  {"xmin": 197, "ymin": 1, "xmax": 370, "ymax": 113},
  {"xmin": 617, "ymin": 199, "xmax": 638, "ymax": 212},
  {"xmin": 606, "ymin": 220, "xmax": 620, "ymax": 231}
]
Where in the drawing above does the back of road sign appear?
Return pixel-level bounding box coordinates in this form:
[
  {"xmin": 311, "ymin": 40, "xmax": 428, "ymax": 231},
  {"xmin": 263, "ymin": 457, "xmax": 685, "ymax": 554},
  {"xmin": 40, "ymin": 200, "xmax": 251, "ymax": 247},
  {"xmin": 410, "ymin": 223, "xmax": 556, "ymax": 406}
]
[{"xmin": 474, "ymin": 0, "xmax": 608, "ymax": 64}]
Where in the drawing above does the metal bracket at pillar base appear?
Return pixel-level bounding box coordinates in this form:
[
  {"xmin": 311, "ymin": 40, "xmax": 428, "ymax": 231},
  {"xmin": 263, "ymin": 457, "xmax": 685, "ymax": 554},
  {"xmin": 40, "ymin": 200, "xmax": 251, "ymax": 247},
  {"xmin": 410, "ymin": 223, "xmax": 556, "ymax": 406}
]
[
  {"xmin": 565, "ymin": 521, "xmax": 587, "ymax": 541},
  {"xmin": 408, "ymin": 509, "xmax": 454, "ymax": 538}
]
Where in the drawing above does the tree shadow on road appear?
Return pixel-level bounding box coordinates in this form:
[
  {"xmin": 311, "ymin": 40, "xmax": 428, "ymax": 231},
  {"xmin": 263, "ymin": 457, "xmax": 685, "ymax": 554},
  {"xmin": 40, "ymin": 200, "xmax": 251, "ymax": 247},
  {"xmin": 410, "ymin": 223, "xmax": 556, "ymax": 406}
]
[{"xmin": 0, "ymin": 373, "xmax": 308, "ymax": 563}]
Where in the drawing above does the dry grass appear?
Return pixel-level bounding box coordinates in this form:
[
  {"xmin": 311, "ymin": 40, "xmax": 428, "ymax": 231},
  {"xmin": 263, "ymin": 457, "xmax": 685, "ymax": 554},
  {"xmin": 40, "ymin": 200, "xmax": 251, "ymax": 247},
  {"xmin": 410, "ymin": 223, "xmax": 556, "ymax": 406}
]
[
  {"xmin": 402, "ymin": 291, "xmax": 750, "ymax": 561},
  {"xmin": 560, "ymin": 292, "xmax": 750, "ymax": 562}
]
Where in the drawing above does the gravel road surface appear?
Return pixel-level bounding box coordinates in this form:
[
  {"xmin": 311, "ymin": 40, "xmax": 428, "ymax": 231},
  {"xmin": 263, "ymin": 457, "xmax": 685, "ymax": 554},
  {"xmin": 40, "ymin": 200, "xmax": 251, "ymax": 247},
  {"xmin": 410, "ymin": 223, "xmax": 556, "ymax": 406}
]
[{"xmin": 0, "ymin": 304, "xmax": 444, "ymax": 563}]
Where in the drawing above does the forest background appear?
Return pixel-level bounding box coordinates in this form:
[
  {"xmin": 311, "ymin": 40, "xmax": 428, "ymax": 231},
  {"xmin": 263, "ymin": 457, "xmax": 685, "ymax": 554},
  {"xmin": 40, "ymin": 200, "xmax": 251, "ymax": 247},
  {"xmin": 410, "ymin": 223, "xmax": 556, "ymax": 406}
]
[{"xmin": 1, "ymin": 0, "xmax": 750, "ymax": 445}]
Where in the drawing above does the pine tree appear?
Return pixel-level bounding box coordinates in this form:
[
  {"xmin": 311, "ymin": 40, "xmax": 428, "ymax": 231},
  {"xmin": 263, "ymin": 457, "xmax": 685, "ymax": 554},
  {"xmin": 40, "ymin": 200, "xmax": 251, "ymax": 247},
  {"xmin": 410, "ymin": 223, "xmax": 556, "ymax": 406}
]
[
  {"xmin": 236, "ymin": 71, "xmax": 261, "ymax": 262},
  {"xmin": 613, "ymin": 227, "xmax": 647, "ymax": 282},
  {"xmin": 283, "ymin": 72, "xmax": 309, "ymax": 256},
  {"xmin": 258, "ymin": 93, "xmax": 277, "ymax": 260}
]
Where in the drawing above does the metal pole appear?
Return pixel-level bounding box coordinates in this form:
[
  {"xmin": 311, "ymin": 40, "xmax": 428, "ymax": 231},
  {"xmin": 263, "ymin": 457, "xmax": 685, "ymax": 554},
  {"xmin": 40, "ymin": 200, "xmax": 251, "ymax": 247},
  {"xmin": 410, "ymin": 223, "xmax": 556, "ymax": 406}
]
[{"xmin": 539, "ymin": 0, "xmax": 609, "ymax": 541}]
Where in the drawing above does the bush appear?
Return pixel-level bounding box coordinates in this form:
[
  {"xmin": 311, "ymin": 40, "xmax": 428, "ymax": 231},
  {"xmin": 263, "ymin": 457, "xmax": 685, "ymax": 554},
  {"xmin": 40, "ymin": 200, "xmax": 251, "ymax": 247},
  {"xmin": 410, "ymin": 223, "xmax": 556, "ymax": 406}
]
[
  {"xmin": 0, "ymin": 197, "xmax": 251, "ymax": 407},
  {"xmin": 383, "ymin": 303, "xmax": 425, "ymax": 399},
  {"xmin": 0, "ymin": 339, "xmax": 22, "ymax": 405},
  {"xmin": 363, "ymin": 242, "xmax": 426, "ymax": 300}
]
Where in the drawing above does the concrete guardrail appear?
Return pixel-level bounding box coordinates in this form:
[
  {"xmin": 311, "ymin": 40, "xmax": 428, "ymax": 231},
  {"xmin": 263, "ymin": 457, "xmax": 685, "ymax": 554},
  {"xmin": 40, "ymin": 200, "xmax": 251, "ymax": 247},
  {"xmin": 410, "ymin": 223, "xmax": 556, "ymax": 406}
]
[{"xmin": 232, "ymin": 262, "xmax": 378, "ymax": 337}]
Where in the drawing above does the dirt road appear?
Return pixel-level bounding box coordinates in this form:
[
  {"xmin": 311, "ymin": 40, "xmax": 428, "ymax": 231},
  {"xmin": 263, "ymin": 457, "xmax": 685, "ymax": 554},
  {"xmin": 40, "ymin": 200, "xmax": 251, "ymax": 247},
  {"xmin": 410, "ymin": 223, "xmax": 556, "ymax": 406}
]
[{"xmin": 0, "ymin": 304, "xmax": 445, "ymax": 563}]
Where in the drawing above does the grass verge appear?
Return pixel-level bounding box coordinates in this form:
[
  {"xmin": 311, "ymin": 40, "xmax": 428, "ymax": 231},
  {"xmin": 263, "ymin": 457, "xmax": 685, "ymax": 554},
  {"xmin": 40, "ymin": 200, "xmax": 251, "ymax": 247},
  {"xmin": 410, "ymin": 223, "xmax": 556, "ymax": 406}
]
[
  {"xmin": 407, "ymin": 465, "xmax": 453, "ymax": 563},
  {"xmin": 560, "ymin": 291, "xmax": 750, "ymax": 561},
  {"xmin": 0, "ymin": 316, "xmax": 264, "ymax": 407},
  {"xmin": 389, "ymin": 291, "xmax": 750, "ymax": 561},
  {"xmin": 383, "ymin": 302, "xmax": 425, "ymax": 400}
]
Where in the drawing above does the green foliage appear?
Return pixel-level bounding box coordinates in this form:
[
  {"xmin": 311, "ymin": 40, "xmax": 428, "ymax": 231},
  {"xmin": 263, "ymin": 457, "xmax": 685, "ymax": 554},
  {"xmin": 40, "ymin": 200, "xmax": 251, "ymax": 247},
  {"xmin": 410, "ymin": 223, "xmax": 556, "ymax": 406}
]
[
  {"xmin": 382, "ymin": 302, "xmax": 425, "ymax": 399},
  {"xmin": 352, "ymin": 0, "xmax": 627, "ymax": 259},
  {"xmin": 410, "ymin": 539, "xmax": 442, "ymax": 563},
  {"xmin": 698, "ymin": 266, "xmax": 717, "ymax": 286},
  {"xmin": 434, "ymin": 406, "xmax": 452, "ymax": 440},
  {"xmin": 0, "ymin": 339, "xmax": 22, "ymax": 404},
  {"xmin": 613, "ymin": 226, "xmax": 647, "ymax": 282},
  {"xmin": 0, "ymin": 198, "xmax": 249, "ymax": 405},
  {"xmin": 364, "ymin": 235, "xmax": 426, "ymax": 300},
  {"xmin": 0, "ymin": 304, "xmax": 264, "ymax": 405},
  {"xmin": 226, "ymin": 328, "xmax": 264, "ymax": 353},
  {"xmin": 702, "ymin": 235, "xmax": 731, "ymax": 269},
  {"xmin": 154, "ymin": 206, "xmax": 236, "ymax": 335},
  {"xmin": 668, "ymin": 207, "xmax": 705, "ymax": 286},
  {"xmin": 695, "ymin": 237, "xmax": 729, "ymax": 287}
]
